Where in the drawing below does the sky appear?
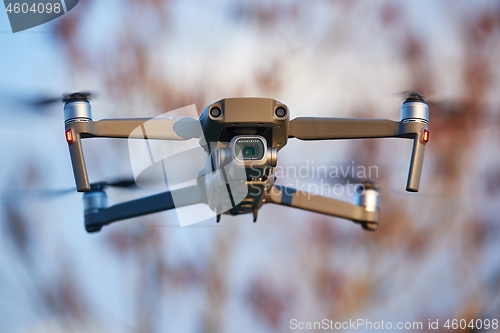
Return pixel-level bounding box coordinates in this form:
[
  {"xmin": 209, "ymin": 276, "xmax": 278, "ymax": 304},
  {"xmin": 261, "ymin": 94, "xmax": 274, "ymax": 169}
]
[{"xmin": 1, "ymin": 1, "xmax": 500, "ymax": 333}]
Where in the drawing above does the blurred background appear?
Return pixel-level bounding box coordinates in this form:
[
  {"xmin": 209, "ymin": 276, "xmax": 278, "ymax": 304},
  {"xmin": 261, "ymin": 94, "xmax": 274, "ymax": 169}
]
[{"xmin": 1, "ymin": 0, "xmax": 500, "ymax": 332}]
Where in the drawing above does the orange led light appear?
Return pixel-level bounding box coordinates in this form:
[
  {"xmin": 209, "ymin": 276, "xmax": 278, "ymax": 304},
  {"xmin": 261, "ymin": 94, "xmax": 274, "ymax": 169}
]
[
  {"xmin": 422, "ymin": 129, "xmax": 429, "ymax": 143},
  {"xmin": 66, "ymin": 129, "xmax": 74, "ymax": 144}
]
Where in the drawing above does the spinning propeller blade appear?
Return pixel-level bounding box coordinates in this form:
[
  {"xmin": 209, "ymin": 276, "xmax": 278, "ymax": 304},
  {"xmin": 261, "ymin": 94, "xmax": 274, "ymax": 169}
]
[
  {"xmin": 0, "ymin": 90, "xmax": 96, "ymax": 113},
  {"xmin": 394, "ymin": 90, "xmax": 500, "ymax": 128},
  {"xmin": 21, "ymin": 177, "xmax": 145, "ymax": 199},
  {"xmin": 89, "ymin": 178, "xmax": 140, "ymax": 191}
]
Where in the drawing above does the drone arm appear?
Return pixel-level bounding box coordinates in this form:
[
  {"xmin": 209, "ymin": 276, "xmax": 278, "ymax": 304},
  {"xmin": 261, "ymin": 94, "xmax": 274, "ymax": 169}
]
[
  {"xmin": 403, "ymin": 122, "xmax": 428, "ymax": 192},
  {"xmin": 84, "ymin": 185, "xmax": 205, "ymax": 232},
  {"xmin": 288, "ymin": 118, "xmax": 428, "ymax": 192},
  {"xmin": 266, "ymin": 185, "xmax": 378, "ymax": 230},
  {"xmin": 79, "ymin": 117, "xmax": 201, "ymax": 140},
  {"xmin": 65, "ymin": 117, "xmax": 201, "ymax": 192},
  {"xmin": 288, "ymin": 118, "xmax": 401, "ymax": 140},
  {"xmin": 67, "ymin": 132, "xmax": 91, "ymax": 191}
]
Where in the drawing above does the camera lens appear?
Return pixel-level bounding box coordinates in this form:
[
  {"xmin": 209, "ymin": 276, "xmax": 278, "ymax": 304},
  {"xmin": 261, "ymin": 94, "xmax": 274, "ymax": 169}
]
[
  {"xmin": 210, "ymin": 107, "xmax": 222, "ymax": 118},
  {"xmin": 234, "ymin": 138, "xmax": 265, "ymax": 160},
  {"xmin": 275, "ymin": 107, "xmax": 287, "ymax": 118},
  {"xmin": 242, "ymin": 146, "xmax": 256, "ymax": 157}
]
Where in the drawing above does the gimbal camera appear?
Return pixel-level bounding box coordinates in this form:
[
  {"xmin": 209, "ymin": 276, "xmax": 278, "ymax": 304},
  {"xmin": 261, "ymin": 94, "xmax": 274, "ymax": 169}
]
[{"xmin": 63, "ymin": 92, "xmax": 429, "ymax": 233}]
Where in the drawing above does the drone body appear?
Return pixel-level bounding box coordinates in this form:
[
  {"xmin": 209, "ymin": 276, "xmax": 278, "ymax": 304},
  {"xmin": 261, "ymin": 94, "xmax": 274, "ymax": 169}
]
[
  {"xmin": 62, "ymin": 93, "xmax": 429, "ymax": 233},
  {"xmin": 199, "ymin": 98, "xmax": 287, "ymax": 220}
]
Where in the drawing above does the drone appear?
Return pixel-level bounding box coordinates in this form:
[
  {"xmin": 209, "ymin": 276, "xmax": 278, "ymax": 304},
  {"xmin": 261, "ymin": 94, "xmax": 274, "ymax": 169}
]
[{"xmin": 61, "ymin": 92, "xmax": 429, "ymax": 233}]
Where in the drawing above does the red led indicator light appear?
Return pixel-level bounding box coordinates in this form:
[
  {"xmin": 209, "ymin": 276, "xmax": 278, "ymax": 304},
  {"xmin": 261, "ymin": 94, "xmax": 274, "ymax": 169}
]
[
  {"xmin": 422, "ymin": 129, "xmax": 429, "ymax": 143},
  {"xmin": 66, "ymin": 129, "xmax": 74, "ymax": 144}
]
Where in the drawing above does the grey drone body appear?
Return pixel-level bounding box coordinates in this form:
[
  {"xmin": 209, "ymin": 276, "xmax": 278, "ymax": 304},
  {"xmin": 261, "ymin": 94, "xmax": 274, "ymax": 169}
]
[
  {"xmin": 63, "ymin": 94, "xmax": 429, "ymax": 233},
  {"xmin": 199, "ymin": 98, "xmax": 287, "ymax": 219}
]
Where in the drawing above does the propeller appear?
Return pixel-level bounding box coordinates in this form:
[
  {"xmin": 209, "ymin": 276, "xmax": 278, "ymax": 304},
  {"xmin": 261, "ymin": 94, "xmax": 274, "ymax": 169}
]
[
  {"xmin": 395, "ymin": 90, "xmax": 493, "ymax": 113},
  {"xmin": 20, "ymin": 177, "xmax": 146, "ymax": 199},
  {"xmin": 88, "ymin": 178, "xmax": 138, "ymax": 191},
  {"xmin": 1, "ymin": 90, "xmax": 96, "ymax": 113},
  {"xmin": 397, "ymin": 90, "xmax": 426, "ymax": 101},
  {"xmin": 394, "ymin": 90, "xmax": 500, "ymax": 131},
  {"xmin": 62, "ymin": 91, "xmax": 93, "ymax": 103},
  {"xmin": 395, "ymin": 90, "xmax": 462, "ymax": 111}
]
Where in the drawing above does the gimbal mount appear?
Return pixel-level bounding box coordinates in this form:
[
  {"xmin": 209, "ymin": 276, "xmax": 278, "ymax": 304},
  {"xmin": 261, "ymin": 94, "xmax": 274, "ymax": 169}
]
[{"xmin": 63, "ymin": 93, "xmax": 429, "ymax": 233}]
